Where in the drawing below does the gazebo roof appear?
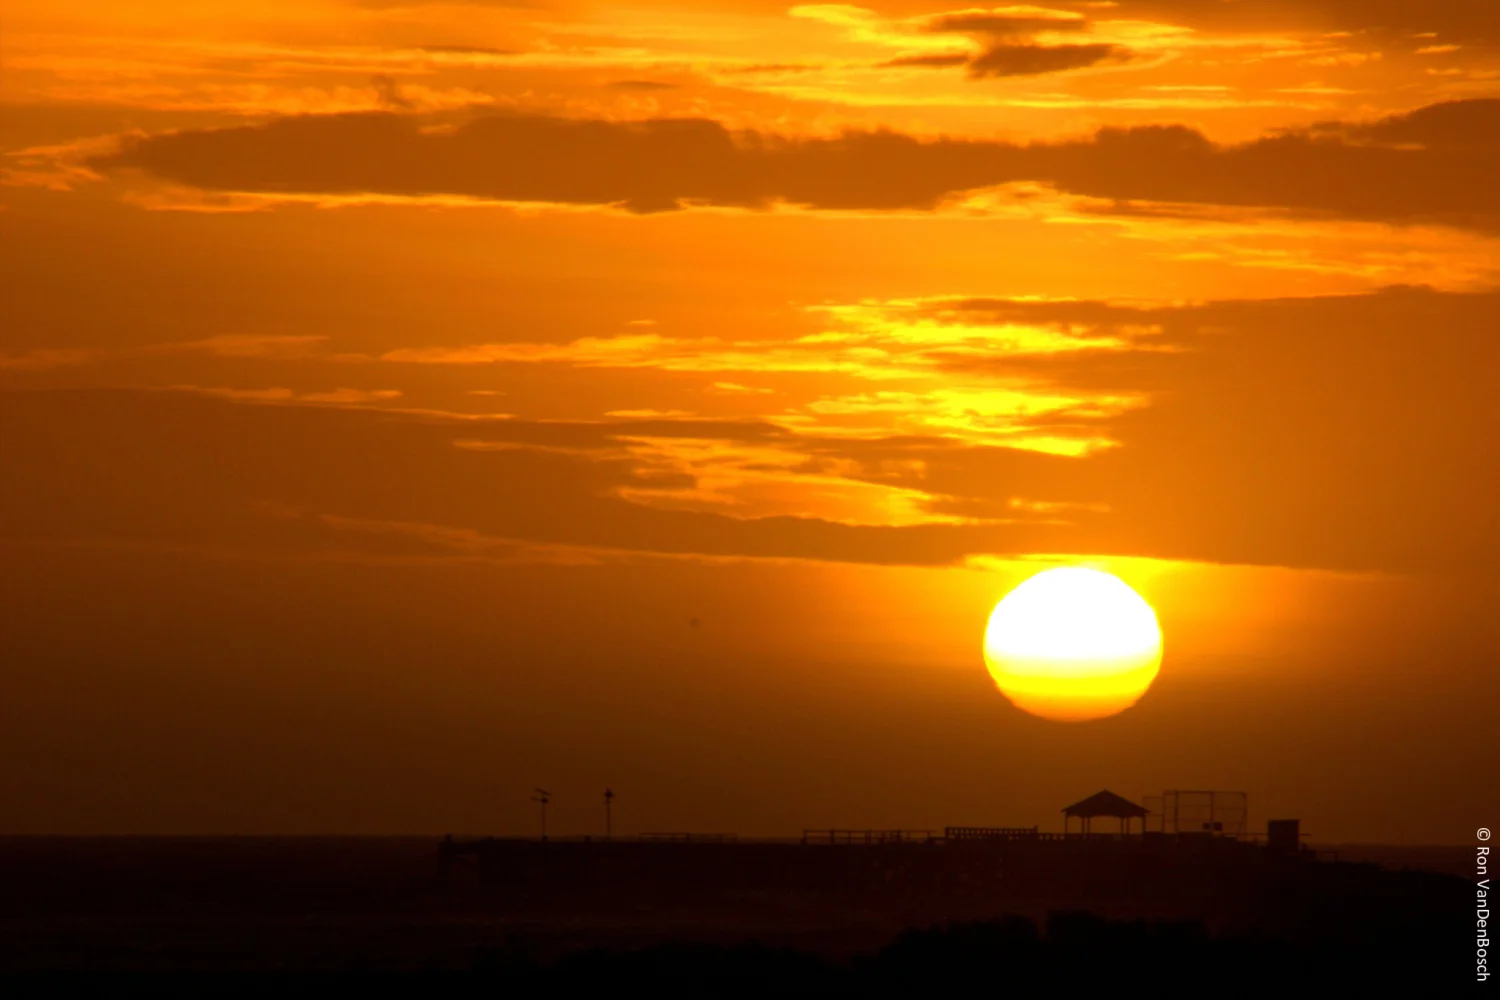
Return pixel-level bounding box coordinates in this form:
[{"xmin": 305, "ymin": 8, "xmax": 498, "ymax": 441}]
[{"xmin": 1061, "ymin": 790, "xmax": 1148, "ymax": 819}]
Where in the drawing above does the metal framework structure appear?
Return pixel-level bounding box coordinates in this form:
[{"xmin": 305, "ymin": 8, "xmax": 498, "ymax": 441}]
[{"xmin": 1142, "ymin": 790, "xmax": 1248, "ymax": 837}]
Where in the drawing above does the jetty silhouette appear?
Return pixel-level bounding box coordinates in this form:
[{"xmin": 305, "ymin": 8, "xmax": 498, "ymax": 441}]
[{"xmin": 437, "ymin": 787, "xmax": 1320, "ymax": 913}]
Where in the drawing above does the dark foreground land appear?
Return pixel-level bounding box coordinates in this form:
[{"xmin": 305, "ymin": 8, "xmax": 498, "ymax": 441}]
[{"xmin": 0, "ymin": 837, "xmax": 1475, "ymax": 990}]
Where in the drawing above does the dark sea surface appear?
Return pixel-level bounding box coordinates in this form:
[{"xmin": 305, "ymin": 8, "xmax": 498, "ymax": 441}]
[{"xmin": 0, "ymin": 836, "xmax": 1475, "ymax": 978}]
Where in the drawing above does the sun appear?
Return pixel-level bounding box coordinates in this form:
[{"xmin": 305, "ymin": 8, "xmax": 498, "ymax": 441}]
[{"xmin": 983, "ymin": 567, "xmax": 1163, "ymax": 722}]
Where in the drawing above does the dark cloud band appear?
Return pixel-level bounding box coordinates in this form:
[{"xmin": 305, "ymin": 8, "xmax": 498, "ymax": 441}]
[{"xmin": 95, "ymin": 100, "xmax": 1500, "ymax": 228}]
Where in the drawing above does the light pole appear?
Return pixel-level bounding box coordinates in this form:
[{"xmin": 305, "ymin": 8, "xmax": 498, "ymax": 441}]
[
  {"xmin": 604, "ymin": 788, "xmax": 614, "ymax": 840},
  {"xmin": 533, "ymin": 788, "xmax": 551, "ymax": 841}
]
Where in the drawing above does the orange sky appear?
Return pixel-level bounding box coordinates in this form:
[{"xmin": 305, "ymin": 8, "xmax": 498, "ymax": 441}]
[{"xmin": 2, "ymin": 0, "xmax": 1498, "ymax": 841}]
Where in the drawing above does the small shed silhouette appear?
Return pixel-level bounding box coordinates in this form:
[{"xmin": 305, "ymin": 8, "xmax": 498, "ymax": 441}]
[{"xmin": 1062, "ymin": 790, "xmax": 1148, "ymax": 836}]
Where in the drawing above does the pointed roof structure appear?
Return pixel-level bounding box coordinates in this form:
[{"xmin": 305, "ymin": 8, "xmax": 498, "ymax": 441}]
[{"xmin": 1061, "ymin": 790, "xmax": 1148, "ymax": 819}]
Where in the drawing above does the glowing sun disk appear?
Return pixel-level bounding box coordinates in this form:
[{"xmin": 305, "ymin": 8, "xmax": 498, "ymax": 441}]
[{"xmin": 983, "ymin": 567, "xmax": 1163, "ymax": 722}]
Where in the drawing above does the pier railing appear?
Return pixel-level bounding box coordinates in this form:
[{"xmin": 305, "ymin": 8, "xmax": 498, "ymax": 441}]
[
  {"xmin": 440, "ymin": 830, "xmax": 1273, "ymax": 849},
  {"xmin": 801, "ymin": 829, "xmax": 938, "ymax": 845},
  {"xmin": 945, "ymin": 826, "xmax": 1056, "ymax": 842}
]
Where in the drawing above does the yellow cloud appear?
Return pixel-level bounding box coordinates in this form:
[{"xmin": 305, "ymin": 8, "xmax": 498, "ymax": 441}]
[{"xmin": 612, "ymin": 434, "xmax": 987, "ymax": 527}]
